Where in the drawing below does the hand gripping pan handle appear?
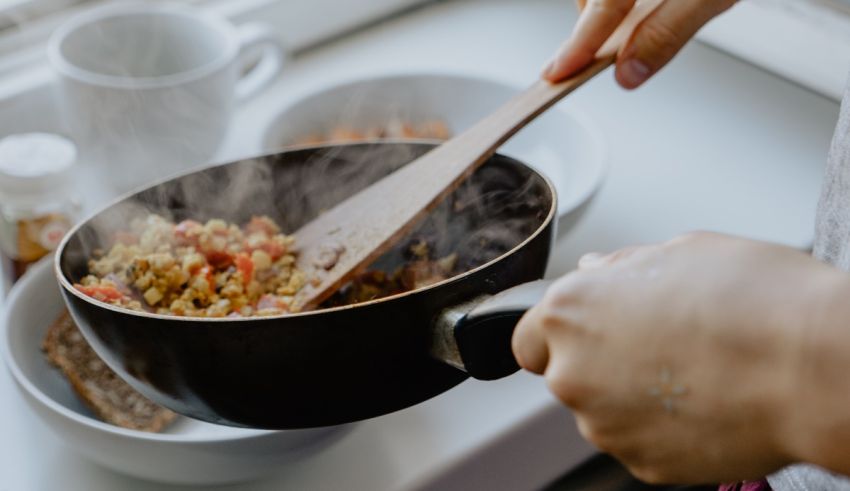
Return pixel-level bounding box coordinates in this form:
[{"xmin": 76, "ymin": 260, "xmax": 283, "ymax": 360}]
[{"xmin": 431, "ymin": 280, "xmax": 553, "ymax": 380}]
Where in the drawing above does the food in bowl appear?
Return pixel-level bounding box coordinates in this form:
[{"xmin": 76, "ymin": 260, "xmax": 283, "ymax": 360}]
[
  {"xmin": 76, "ymin": 214, "xmax": 306, "ymax": 317},
  {"xmin": 43, "ymin": 310, "xmax": 176, "ymax": 432},
  {"xmin": 293, "ymin": 119, "xmax": 451, "ymax": 146},
  {"xmin": 6, "ymin": 260, "xmax": 355, "ymax": 484}
]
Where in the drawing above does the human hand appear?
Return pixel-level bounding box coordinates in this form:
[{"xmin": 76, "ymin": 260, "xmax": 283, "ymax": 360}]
[
  {"xmin": 512, "ymin": 233, "xmax": 846, "ymax": 484},
  {"xmin": 543, "ymin": 0, "xmax": 737, "ymax": 88}
]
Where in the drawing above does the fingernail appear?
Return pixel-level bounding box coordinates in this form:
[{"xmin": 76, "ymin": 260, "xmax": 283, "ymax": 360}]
[
  {"xmin": 619, "ymin": 59, "xmax": 651, "ymax": 88},
  {"xmin": 578, "ymin": 252, "xmax": 605, "ymax": 269}
]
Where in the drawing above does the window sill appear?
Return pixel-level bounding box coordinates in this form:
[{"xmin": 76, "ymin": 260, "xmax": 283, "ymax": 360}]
[
  {"xmin": 0, "ymin": 0, "xmax": 848, "ymax": 109},
  {"xmin": 0, "ymin": 0, "xmax": 431, "ymax": 92},
  {"xmin": 696, "ymin": 0, "xmax": 850, "ymax": 101}
]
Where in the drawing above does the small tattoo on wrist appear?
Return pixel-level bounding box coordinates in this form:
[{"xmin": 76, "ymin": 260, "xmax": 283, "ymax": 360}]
[{"xmin": 648, "ymin": 366, "xmax": 688, "ymax": 414}]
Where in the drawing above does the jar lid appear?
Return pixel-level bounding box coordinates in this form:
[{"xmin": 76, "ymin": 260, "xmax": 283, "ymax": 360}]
[{"xmin": 0, "ymin": 133, "xmax": 77, "ymax": 199}]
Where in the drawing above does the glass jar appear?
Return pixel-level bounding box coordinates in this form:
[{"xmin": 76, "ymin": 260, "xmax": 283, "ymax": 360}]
[{"xmin": 0, "ymin": 133, "xmax": 81, "ymax": 294}]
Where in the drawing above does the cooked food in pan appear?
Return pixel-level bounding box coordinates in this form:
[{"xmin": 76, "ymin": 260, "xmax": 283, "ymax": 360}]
[
  {"xmin": 74, "ymin": 211, "xmax": 470, "ymax": 318},
  {"xmin": 43, "ymin": 310, "xmax": 176, "ymax": 432},
  {"xmin": 74, "ymin": 211, "xmax": 470, "ymax": 317},
  {"xmin": 325, "ymin": 237, "xmax": 459, "ymax": 307},
  {"xmin": 75, "ymin": 214, "xmax": 306, "ymax": 317}
]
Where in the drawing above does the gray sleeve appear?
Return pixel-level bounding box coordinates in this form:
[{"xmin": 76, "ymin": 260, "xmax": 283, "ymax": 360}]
[
  {"xmin": 768, "ymin": 464, "xmax": 850, "ymax": 491},
  {"xmin": 772, "ymin": 72, "xmax": 850, "ymax": 491}
]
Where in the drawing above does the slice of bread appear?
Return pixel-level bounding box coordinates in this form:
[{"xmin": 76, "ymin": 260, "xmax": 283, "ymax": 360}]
[{"xmin": 42, "ymin": 311, "xmax": 177, "ymax": 432}]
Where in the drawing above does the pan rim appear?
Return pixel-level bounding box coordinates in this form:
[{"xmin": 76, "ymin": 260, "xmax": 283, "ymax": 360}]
[{"xmin": 55, "ymin": 141, "xmax": 557, "ymax": 323}]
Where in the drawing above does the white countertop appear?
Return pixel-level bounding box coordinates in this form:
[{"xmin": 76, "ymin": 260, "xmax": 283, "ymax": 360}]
[{"xmin": 0, "ymin": 0, "xmax": 842, "ymax": 490}]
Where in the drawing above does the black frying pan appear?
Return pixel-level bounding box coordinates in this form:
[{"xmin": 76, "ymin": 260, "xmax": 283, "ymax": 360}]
[{"xmin": 56, "ymin": 142, "xmax": 556, "ymax": 429}]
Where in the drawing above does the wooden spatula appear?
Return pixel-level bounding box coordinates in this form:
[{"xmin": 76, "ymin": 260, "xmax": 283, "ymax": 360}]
[{"xmin": 292, "ymin": 0, "xmax": 663, "ymax": 311}]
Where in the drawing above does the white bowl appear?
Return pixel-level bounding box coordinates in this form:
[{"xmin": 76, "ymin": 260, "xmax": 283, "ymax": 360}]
[
  {"xmin": 261, "ymin": 73, "xmax": 608, "ymax": 235},
  {"xmin": 1, "ymin": 259, "xmax": 352, "ymax": 486}
]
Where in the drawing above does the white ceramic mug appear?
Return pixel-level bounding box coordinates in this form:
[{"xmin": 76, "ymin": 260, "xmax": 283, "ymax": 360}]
[{"xmin": 48, "ymin": 2, "xmax": 286, "ymax": 194}]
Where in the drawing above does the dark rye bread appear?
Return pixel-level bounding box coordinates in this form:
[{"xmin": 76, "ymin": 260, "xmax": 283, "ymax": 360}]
[{"xmin": 42, "ymin": 311, "xmax": 177, "ymax": 432}]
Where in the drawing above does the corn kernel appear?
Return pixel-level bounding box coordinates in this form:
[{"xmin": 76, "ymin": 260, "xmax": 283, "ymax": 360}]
[{"xmin": 143, "ymin": 287, "xmax": 164, "ymax": 306}]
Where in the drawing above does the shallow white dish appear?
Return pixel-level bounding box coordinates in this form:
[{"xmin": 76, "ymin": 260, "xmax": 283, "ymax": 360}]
[
  {"xmin": 1, "ymin": 259, "xmax": 352, "ymax": 486},
  {"xmin": 261, "ymin": 73, "xmax": 608, "ymax": 235}
]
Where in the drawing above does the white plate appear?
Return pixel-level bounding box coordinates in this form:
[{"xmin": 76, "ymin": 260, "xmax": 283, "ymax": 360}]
[
  {"xmin": 1, "ymin": 259, "xmax": 353, "ymax": 485},
  {"xmin": 260, "ymin": 73, "xmax": 608, "ymax": 236}
]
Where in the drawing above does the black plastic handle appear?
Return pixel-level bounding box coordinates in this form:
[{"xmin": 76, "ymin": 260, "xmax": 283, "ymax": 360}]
[{"xmin": 451, "ymin": 280, "xmax": 553, "ymax": 380}]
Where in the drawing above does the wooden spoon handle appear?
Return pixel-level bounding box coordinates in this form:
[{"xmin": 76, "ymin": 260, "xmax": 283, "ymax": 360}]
[
  {"xmin": 292, "ymin": 0, "xmax": 664, "ymax": 310},
  {"xmin": 419, "ymin": 56, "xmax": 614, "ymax": 182},
  {"xmin": 416, "ymin": 0, "xmax": 665, "ymax": 176}
]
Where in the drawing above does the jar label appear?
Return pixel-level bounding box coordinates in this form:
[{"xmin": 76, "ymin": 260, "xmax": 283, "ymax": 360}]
[
  {"xmin": 38, "ymin": 219, "xmax": 69, "ymax": 251},
  {"xmin": 1, "ymin": 213, "xmax": 73, "ymax": 286},
  {"xmin": 15, "ymin": 214, "xmax": 71, "ymax": 262}
]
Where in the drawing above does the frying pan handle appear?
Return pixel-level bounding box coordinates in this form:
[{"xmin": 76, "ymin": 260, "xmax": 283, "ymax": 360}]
[{"xmin": 436, "ymin": 280, "xmax": 553, "ymax": 381}]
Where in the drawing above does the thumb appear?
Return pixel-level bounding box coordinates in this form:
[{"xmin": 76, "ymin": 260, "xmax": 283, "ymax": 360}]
[{"xmin": 615, "ymin": 0, "xmax": 736, "ymax": 89}]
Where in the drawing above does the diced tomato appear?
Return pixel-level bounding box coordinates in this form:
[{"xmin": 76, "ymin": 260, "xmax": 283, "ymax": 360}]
[
  {"xmin": 186, "ymin": 261, "xmax": 204, "ymax": 275},
  {"xmin": 112, "ymin": 232, "xmax": 138, "ymax": 246},
  {"xmin": 259, "ymin": 241, "xmax": 285, "ymax": 261},
  {"xmin": 235, "ymin": 253, "xmax": 253, "ymax": 282},
  {"xmin": 244, "ymin": 216, "xmax": 280, "ymax": 236},
  {"xmin": 256, "ymin": 294, "xmax": 288, "ymax": 311},
  {"xmin": 75, "ymin": 284, "xmax": 127, "ymax": 303},
  {"xmin": 204, "ymin": 250, "xmax": 233, "ymax": 270},
  {"xmin": 174, "ymin": 220, "xmax": 202, "ymax": 246}
]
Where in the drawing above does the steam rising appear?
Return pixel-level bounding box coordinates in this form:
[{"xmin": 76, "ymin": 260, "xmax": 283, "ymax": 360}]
[
  {"xmin": 54, "ymin": 11, "xmax": 549, "ymax": 292},
  {"xmin": 65, "ymin": 141, "xmax": 550, "ymax": 297},
  {"xmin": 54, "ymin": 6, "xmax": 236, "ymax": 197}
]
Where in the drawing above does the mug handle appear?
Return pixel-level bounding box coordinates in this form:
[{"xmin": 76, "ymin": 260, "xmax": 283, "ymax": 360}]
[{"xmin": 235, "ymin": 23, "xmax": 287, "ymax": 101}]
